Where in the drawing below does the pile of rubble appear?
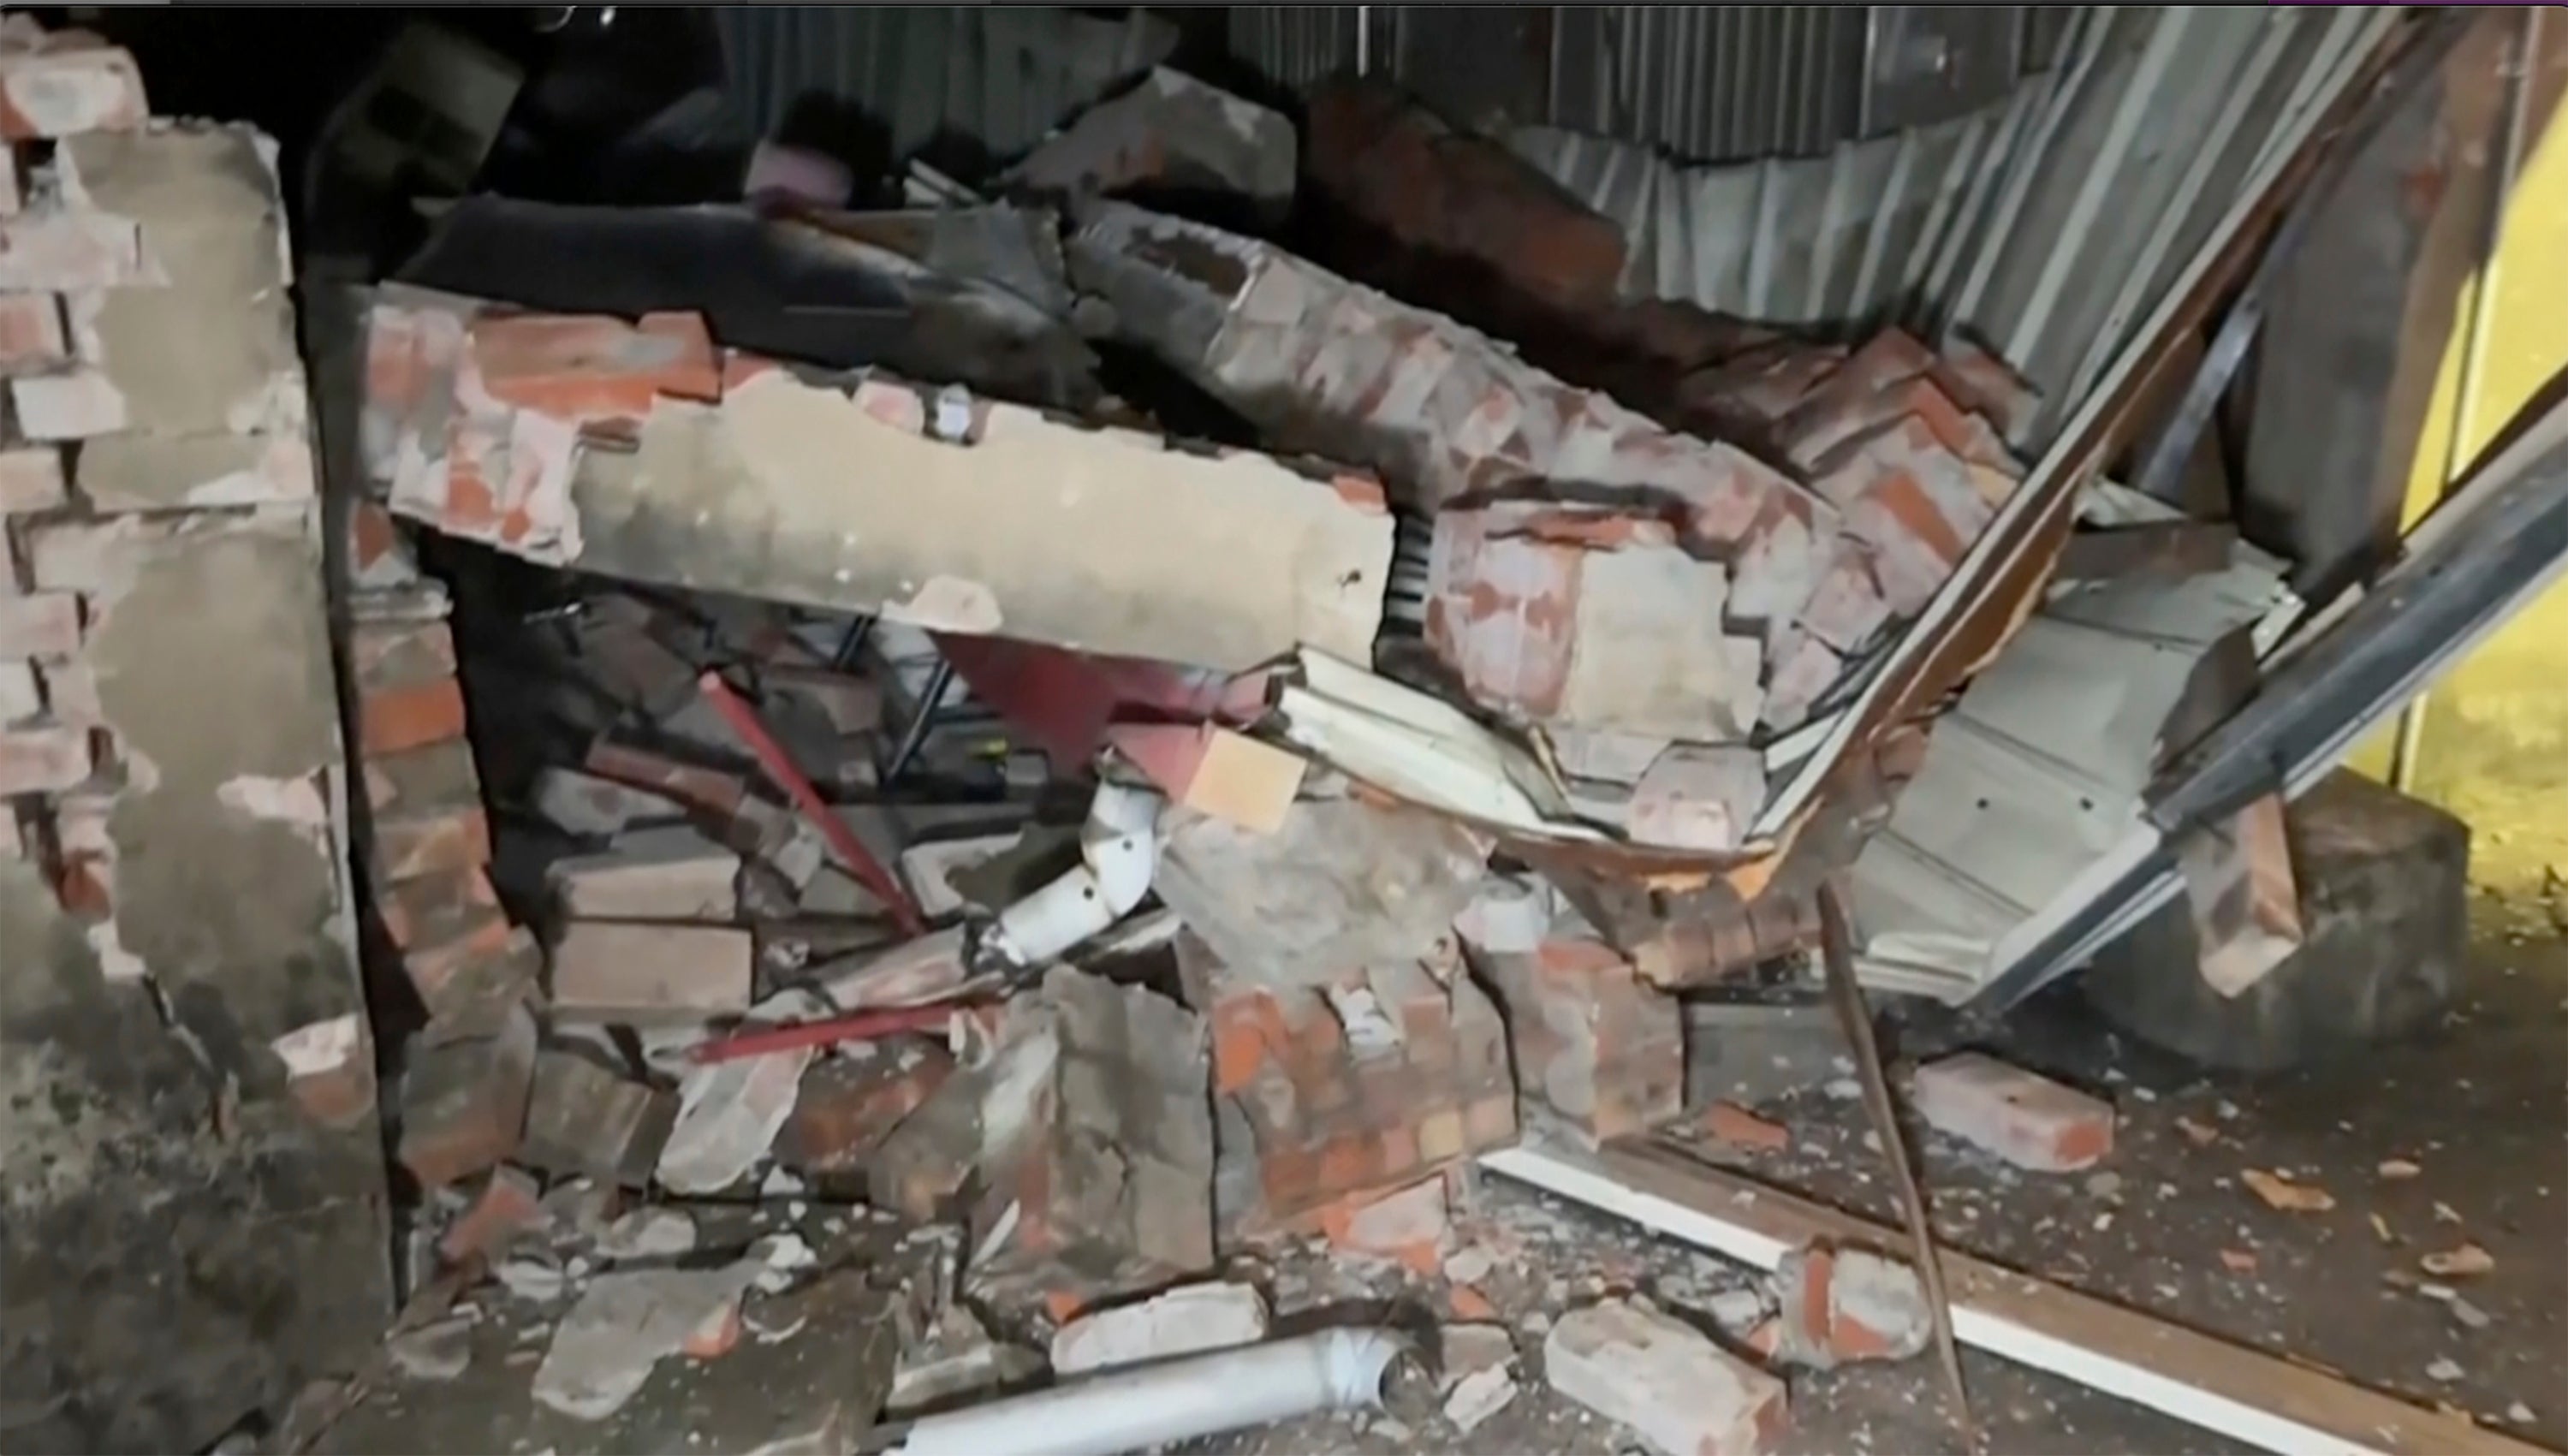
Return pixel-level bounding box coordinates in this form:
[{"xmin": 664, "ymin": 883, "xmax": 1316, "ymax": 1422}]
[{"xmin": 304, "ymin": 57, "xmax": 2117, "ymax": 1456}]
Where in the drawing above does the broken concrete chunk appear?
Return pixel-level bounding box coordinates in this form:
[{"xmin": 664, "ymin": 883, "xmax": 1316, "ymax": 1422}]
[
  {"xmin": 1546, "ymin": 1298, "xmax": 1787, "ymax": 1456},
  {"xmin": 1911, "ymin": 1051, "xmax": 2113, "ymax": 1172},
  {"xmin": 544, "ymin": 824, "xmax": 741, "ymax": 920},
  {"xmin": 1155, "ymin": 796, "xmax": 1484, "ymax": 989},
  {"xmin": 549, "ymin": 920, "xmax": 752, "ymax": 1024},
  {"xmin": 1444, "ymin": 1362, "xmax": 1518, "ymax": 1435},
  {"xmin": 657, "ymin": 1047, "xmax": 815, "ymax": 1195},
  {"xmin": 1049, "ymin": 1281, "xmax": 1271, "ymax": 1376},
  {"xmin": 531, "ymin": 1253, "xmax": 769, "ymax": 1420}
]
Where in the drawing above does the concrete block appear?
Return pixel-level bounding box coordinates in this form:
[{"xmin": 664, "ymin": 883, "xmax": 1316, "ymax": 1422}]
[
  {"xmin": 1546, "ymin": 1298, "xmax": 1787, "ymax": 1456},
  {"xmin": 549, "ymin": 919, "xmax": 752, "ymax": 1023},
  {"xmin": 1911, "ymin": 1051, "xmax": 2114, "ymax": 1172}
]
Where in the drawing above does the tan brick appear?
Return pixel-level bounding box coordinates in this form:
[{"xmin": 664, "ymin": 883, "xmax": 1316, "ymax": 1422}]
[
  {"xmin": 0, "ymin": 591, "xmax": 76, "ymax": 660},
  {"xmin": 0, "ymin": 662, "xmax": 36, "ymax": 722},
  {"xmin": 0, "ymin": 210, "xmax": 145, "ymax": 291},
  {"xmin": 1911, "ymin": 1052, "xmax": 2114, "ymax": 1172},
  {"xmin": 0, "ymin": 721, "xmax": 86, "ymax": 794},
  {"xmin": 544, "ymin": 824, "xmax": 740, "ymax": 921},
  {"xmin": 9, "ymin": 367, "xmax": 125, "ymax": 440},
  {"xmin": 550, "ymin": 919, "xmax": 753, "ymax": 1023}
]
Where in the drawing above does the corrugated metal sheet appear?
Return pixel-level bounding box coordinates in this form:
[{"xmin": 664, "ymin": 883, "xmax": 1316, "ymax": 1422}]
[
  {"xmin": 715, "ymin": 7, "xmax": 1177, "ymax": 165},
  {"xmin": 1511, "ymin": 96, "xmax": 2029, "ymax": 327},
  {"xmin": 1226, "ymin": 7, "xmax": 1369, "ymax": 92},
  {"xmin": 1549, "ymin": 8, "xmax": 1870, "ymax": 160},
  {"xmin": 1510, "ymin": 7, "xmax": 2393, "ymax": 446}
]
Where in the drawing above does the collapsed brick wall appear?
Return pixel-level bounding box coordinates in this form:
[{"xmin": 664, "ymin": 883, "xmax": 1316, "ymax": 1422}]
[{"xmin": 0, "ymin": 23, "xmax": 391, "ymax": 1452}]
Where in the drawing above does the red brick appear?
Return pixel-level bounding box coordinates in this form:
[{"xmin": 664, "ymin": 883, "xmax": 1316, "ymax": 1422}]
[
  {"xmin": 417, "ymin": 927, "xmax": 540, "ymax": 1043},
  {"xmin": 373, "ymin": 803, "xmax": 491, "ymax": 882},
  {"xmin": 1319, "ymin": 1176, "xmax": 1447, "ymax": 1274},
  {"xmin": 520, "ymin": 1049, "xmax": 678, "ymax": 1186},
  {"xmin": 396, "ymin": 1006, "xmax": 536, "ymax": 1192},
  {"xmin": 1911, "ymin": 1052, "xmax": 2114, "ymax": 1172},
  {"xmin": 777, "ymin": 1043, "xmax": 957, "ymax": 1175},
  {"xmin": 0, "ymin": 292, "xmax": 65, "ymax": 374},
  {"xmin": 437, "ymin": 1164, "xmax": 543, "ymax": 1268},
  {"xmin": 0, "ymin": 39, "xmax": 148, "ymax": 139},
  {"xmin": 350, "ymin": 617, "xmax": 457, "ymax": 691},
  {"xmin": 0, "ymin": 445, "xmax": 63, "ymax": 514},
  {"xmin": 469, "ymin": 309, "xmax": 720, "ymax": 421},
  {"xmin": 397, "ymin": 902, "xmax": 514, "ymax": 1005},
  {"xmin": 359, "ymin": 676, "xmax": 467, "ymax": 757},
  {"xmin": 0, "ymin": 591, "xmax": 78, "ymax": 660},
  {"xmin": 0, "ymin": 722, "xmax": 86, "ymax": 795},
  {"xmin": 376, "ymin": 864, "xmax": 501, "ymax": 951}
]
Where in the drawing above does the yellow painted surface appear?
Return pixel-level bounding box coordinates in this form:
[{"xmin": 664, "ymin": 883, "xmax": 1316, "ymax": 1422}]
[{"xmin": 2347, "ymin": 63, "xmax": 2568, "ymax": 889}]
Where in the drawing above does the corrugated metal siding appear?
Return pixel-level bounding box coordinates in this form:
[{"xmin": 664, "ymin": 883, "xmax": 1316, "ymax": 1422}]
[
  {"xmin": 715, "ymin": 7, "xmax": 1177, "ymax": 164},
  {"xmin": 1218, "ymin": 4, "xmax": 2057, "ymax": 161},
  {"xmin": 1225, "ymin": 7, "xmax": 1368, "ymax": 92},
  {"xmin": 1549, "ymin": 8, "xmax": 1870, "ymax": 160}
]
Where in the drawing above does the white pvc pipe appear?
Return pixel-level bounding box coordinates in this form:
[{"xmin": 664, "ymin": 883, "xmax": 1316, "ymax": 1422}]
[
  {"xmin": 885, "ymin": 1328, "xmax": 1409, "ymax": 1456},
  {"xmin": 986, "ymin": 781, "xmax": 1162, "ymax": 966}
]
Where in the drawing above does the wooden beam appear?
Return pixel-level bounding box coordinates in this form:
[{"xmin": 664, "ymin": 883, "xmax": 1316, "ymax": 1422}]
[{"xmin": 1482, "ymin": 1140, "xmax": 2552, "ymax": 1456}]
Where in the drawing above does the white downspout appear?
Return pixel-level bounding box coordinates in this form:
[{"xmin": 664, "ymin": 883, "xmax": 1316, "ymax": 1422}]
[
  {"xmin": 984, "ymin": 780, "xmax": 1163, "ymax": 966},
  {"xmin": 884, "ymin": 1328, "xmax": 1412, "ymax": 1456}
]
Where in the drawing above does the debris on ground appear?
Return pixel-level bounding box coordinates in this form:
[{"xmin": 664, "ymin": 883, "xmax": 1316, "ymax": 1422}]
[
  {"xmin": 1547, "ymin": 1298, "xmax": 1790, "ymax": 1456},
  {"xmin": 63, "ymin": 14, "xmax": 2521, "ymax": 1454},
  {"xmin": 2243, "ymin": 1169, "xmax": 2338, "ymax": 1213},
  {"xmin": 1756, "ymin": 1243, "xmax": 1933, "ymax": 1370}
]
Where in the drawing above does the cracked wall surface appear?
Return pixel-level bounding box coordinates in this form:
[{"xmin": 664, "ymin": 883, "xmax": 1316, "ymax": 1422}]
[{"xmin": 0, "ymin": 27, "xmax": 389, "ymax": 1452}]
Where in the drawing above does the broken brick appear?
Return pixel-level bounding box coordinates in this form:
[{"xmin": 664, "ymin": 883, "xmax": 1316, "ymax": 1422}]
[
  {"xmin": 413, "ymin": 925, "xmax": 540, "ymax": 1041},
  {"xmin": 1766, "ymin": 1244, "xmax": 1929, "ymax": 1370},
  {"xmin": 777, "ymin": 1042, "xmax": 957, "ymax": 1176},
  {"xmin": 1470, "ymin": 933, "xmax": 1681, "ymax": 1149},
  {"xmin": 273, "ymin": 1013, "xmax": 375, "ymax": 1132},
  {"xmin": 0, "ymin": 39, "xmax": 149, "ymax": 138},
  {"xmin": 1911, "ymin": 1051, "xmax": 2114, "ymax": 1172},
  {"xmin": 520, "ymin": 1049, "xmax": 680, "ymax": 1187},
  {"xmin": 358, "ymin": 676, "xmax": 467, "ymax": 757},
  {"xmin": 375, "ymin": 864, "xmax": 502, "ymax": 953},
  {"xmin": 396, "ymin": 1005, "xmax": 537, "ymax": 1192},
  {"xmin": 1320, "ymin": 1176, "xmax": 1448, "ymax": 1274},
  {"xmin": 372, "ymin": 801, "xmax": 492, "ymax": 883},
  {"xmin": 365, "ymin": 738, "xmax": 481, "ymax": 817},
  {"xmin": 549, "ymin": 920, "xmax": 753, "ymax": 1023},
  {"xmin": 348, "ymin": 616, "xmax": 458, "ymax": 692},
  {"xmin": 437, "ymin": 1164, "xmax": 543, "ymax": 1267},
  {"xmin": 1546, "ymin": 1298, "xmax": 1788, "ymax": 1456}
]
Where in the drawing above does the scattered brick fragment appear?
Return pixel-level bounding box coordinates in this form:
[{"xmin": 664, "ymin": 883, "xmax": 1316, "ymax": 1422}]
[
  {"xmin": 1547, "ymin": 1298, "xmax": 1788, "ymax": 1456},
  {"xmin": 1911, "ymin": 1051, "xmax": 2114, "ymax": 1172}
]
